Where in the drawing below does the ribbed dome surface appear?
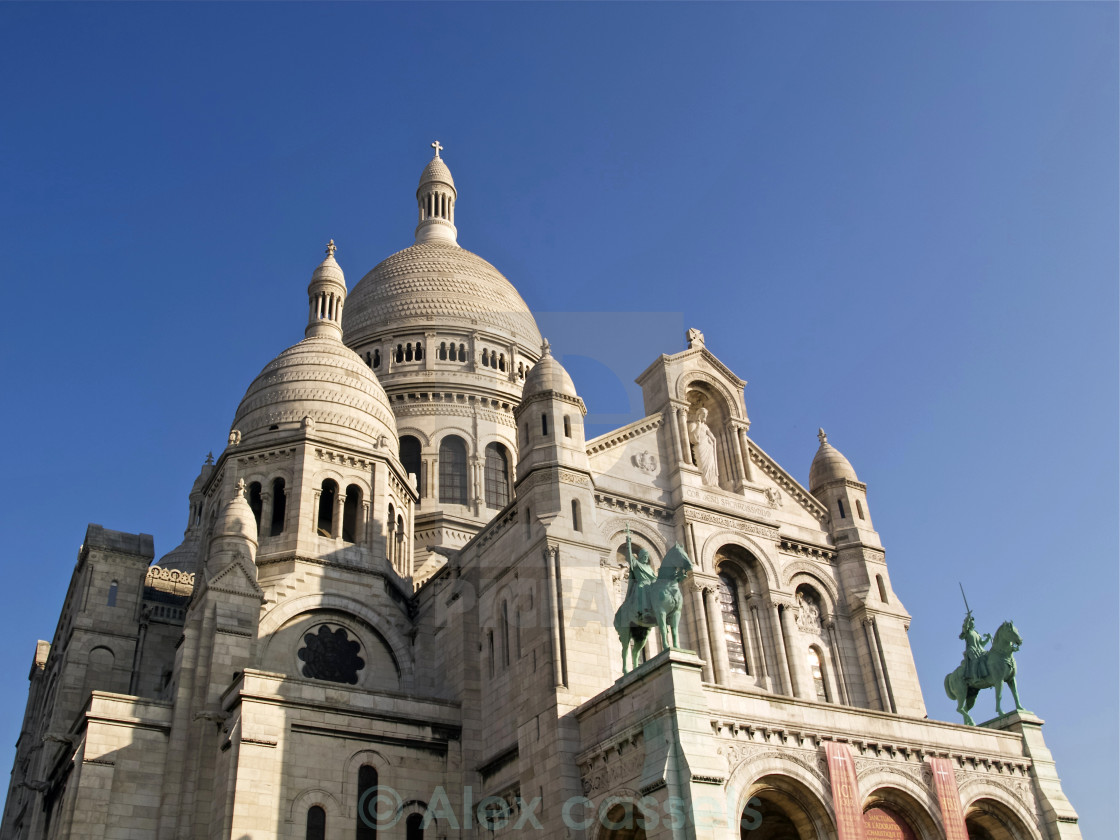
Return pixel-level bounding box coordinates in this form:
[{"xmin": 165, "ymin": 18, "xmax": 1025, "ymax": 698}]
[
  {"xmin": 524, "ymin": 350, "xmax": 577, "ymax": 398},
  {"xmin": 809, "ymin": 439, "xmax": 859, "ymax": 493},
  {"xmin": 342, "ymin": 241, "xmax": 542, "ymax": 347},
  {"xmin": 419, "ymin": 156, "xmax": 455, "ymax": 189},
  {"xmin": 232, "ymin": 337, "xmax": 396, "ymax": 450}
]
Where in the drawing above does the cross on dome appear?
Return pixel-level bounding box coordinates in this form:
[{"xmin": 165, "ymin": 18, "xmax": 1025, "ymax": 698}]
[
  {"xmin": 326, "ymin": 239, "xmax": 336, "ymax": 258},
  {"xmin": 431, "ymin": 140, "xmax": 443, "ymax": 158}
]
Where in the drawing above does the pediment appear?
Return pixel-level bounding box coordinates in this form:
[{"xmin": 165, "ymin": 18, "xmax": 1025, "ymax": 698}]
[{"xmin": 207, "ymin": 553, "xmax": 266, "ymax": 600}]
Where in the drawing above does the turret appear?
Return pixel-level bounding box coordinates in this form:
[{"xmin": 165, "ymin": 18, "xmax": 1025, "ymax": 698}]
[
  {"xmin": 516, "ymin": 340, "xmax": 588, "ymax": 477},
  {"xmin": 305, "ymin": 240, "xmax": 347, "ymax": 340},
  {"xmin": 414, "ymin": 141, "xmax": 458, "ymax": 245},
  {"xmin": 809, "ymin": 428, "xmax": 877, "ymax": 545}
]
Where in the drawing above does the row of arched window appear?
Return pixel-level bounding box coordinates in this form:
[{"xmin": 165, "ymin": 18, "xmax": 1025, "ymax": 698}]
[
  {"xmin": 357, "ymin": 340, "xmax": 530, "ymax": 374},
  {"xmin": 246, "ymin": 478, "xmax": 288, "ymax": 537},
  {"xmin": 400, "ymin": 435, "xmax": 512, "ymax": 509},
  {"xmin": 303, "ymin": 765, "xmax": 426, "ymax": 840},
  {"xmin": 394, "ymin": 343, "xmax": 424, "ymax": 363},
  {"xmin": 316, "ymin": 480, "xmax": 364, "ymax": 542},
  {"xmin": 836, "ymin": 497, "xmax": 866, "ymax": 520}
]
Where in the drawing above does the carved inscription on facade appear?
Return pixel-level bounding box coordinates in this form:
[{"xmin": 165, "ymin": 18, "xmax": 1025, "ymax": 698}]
[
  {"xmin": 683, "ymin": 506, "xmax": 779, "ymax": 541},
  {"xmin": 682, "ymin": 487, "xmax": 775, "ymax": 522}
]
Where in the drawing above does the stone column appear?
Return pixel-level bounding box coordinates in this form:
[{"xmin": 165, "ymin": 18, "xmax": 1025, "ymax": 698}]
[
  {"xmin": 333, "ymin": 492, "xmax": 345, "ymax": 539},
  {"xmin": 543, "ymin": 545, "xmax": 566, "ymax": 688},
  {"xmin": 667, "ymin": 408, "xmax": 684, "ymax": 464},
  {"xmin": 311, "ymin": 489, "xmax": 321, "ymax": 536},
  {"xmin": 358, "ymin": 500, "xmax": 370, "ymax": 546},
  {"xmin": 690, "ymin": 583, "xmax": 714, "ymax": 683},
  {"xmin": 729, "ymin": 429, "xmax": 746, "ymax": 485},
  {"xmin": 748, "ymin": 602, "xmax": 770, "ymax": 690},
  {"xmin": 259, "ymin": 491, "xmax": 273, "ymax": 540},
  {"xmin": 825, "ymin": 620, "xmax": 850, "ymax": 705},
  {"xmin": 677, "ymin": 408, "xmax": 693, "ymax": 466},
  {"xmin": 863, "ymin": 618, "xmax": 892, "ymax": 712},
  {"xmin": 736, "ymin": 589, "xmax": 760, "ymax": 680},
  {"xmin": 770, "ymin": 602, "xmax": 793, "ymax": 696},
  {"xmin": 429, "ymin": 457, "xmax": 439, "ymax": 502},
  {"xmin": 738, "ymin": 427, "xmax": 754, "ymax": 482},
  {"xmin": 780, "ymin": 605, "xmax": 808, "ymax": 699},
  {"xmin": 704, "ymin": 585, "xmax": 731, "ymax": 685}
]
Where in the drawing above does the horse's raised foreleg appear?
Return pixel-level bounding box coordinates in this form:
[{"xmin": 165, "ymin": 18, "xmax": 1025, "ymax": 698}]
[{"xmin": 962, "ymin": 687, "xmax": 978, "ymax": 726}]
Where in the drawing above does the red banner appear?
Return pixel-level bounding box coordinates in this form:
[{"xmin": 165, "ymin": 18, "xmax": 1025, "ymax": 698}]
[
  {"xmin": 928, "ymin": 757, "xmax": 970, "ymax": 840},
  {"xmin": 825, "ymin": 742, "xmax": 867, "ymax": 840},
  {"xmin": 864, "ymin": 806, "xmax": 917, "ymax": 840}
]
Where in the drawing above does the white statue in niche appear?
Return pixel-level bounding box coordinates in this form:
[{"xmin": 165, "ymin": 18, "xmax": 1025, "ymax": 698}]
[{"xmin": 688, "ymin": 407, "xmax": 720, "ymax": 487}]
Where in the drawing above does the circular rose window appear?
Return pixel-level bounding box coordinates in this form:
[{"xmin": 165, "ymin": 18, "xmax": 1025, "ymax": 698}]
[{"xmin": 298, "ymin": 624, "xmax": 365, "ymax": 684}]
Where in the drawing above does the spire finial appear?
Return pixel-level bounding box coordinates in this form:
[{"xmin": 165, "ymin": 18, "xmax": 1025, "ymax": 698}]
[
  {"xmin": 205, "ymin": 452, "xmax": 214, "ymax": 466},
  {"xmin": 431, "ymin": 140, "xmax": 443, "ymax": 158},
  {"xmin": 325, "ymin": 239, "xmax": 336, "ymax": 258},
  {"xmin": 818, "ymin": 428, "xmax": 828, "ymax": 446},
  {"xmin": 541, "ymin": 338, "xmax": 551, "ymax": 357},
  {"xmin": 236, "ymin": 477, "xmax": 246, "ymax": 496}
]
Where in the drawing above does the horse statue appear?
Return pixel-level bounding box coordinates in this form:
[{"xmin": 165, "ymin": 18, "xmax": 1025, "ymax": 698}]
[
  {"xmin": 943, "ymin": 620, "xmax": 1025, "ymax": 725},
  {"xmin": 613, "ymin": 538, "xmax": 693, "ymax": 673}
]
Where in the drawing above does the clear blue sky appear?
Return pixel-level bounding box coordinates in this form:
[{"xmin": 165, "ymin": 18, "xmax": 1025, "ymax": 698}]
[{"xmin": 1, "ymin": 2, "xmax": 1115, "ymax": 832}]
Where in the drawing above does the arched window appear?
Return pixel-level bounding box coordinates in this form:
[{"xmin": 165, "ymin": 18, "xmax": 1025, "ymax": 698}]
[
  {"xmin": 563, "ymin": 415, "xmax": 571, "ymax": 437},
  {"xmin": 856, "ymin": 499, "xmax": 865, "ymax": 519},
  {"xmin": 487, "ymin": 630, "xmax": 495, "ymax": 678},
  {"xmin": 270, "ymin": 478, "xmax": 286, "ymax": 536},
  {"xmin": 484, "ymin": 443, "xmax": 511, "ymax": 509},
  {"xmin": 541, "ymin": 413, "xmax": 549, "ymax": 436},
  {"xmin": 343, "ymin": 485, "xmax": 362, "ymax": 543},
  {"xmin": 373, "ymin": 349, "xmax": 381, "ymax": 368},
  {"xmin": 717, "ymin": 573, "xmax": 748, "ymax": 675},
  {"xmin": 438, "ymin": 436, "xmax": 468, "ymax": 505},
  {"xmin": 107, "ymin": 580, "xmax": 118, "ymax": 608},
  {"xmin": 498, "ymin": 353, "xmax": 505, "ymax": 371},
  {"xmin": 438, "ymin": 341, "xmax": 447, "ymax": 361},
  {"xmin": 414, "ymin": 342, "xmax": 423, "ymax": 361},
  {"xmin": 405, "ymin": 343, "xmax": 413, "ymax": 362},
  {"xmin": 808, "ymin": 647, "xmax": 829, "ymax": 702},
  {"xmin": 876, "ymin": 574, "xmax": 888, "ymax": 603},
  {"xmin": 306, "ymin": 806, "xmax": 326, "ymax": 840},
  {"xmin": 395, "ymin": 344, "xmax": 404, "ymax": 363},
  {"xmin": 399, "ymin": 436, "xmax": 423, "ymax": 495},
  {"xmin": 356, "ymin": 764, "xmax": 378, "ymax": 840},
  {"xmin": 247, "ymin": 481, "xmax": 263, "ymax": 533},
  {"xmin": 481, "ymin": 349, "xmax": 490, "ymax": 367},
  {"xmin": 405, "ymin": 812, "xmax": 424, "ymax": 840},
  {"xmin": 318, "ymin": 480, "xmax": 337, "ymax": 537},
  {"xmin": 458, "ymin": 343, "xmax": 466, "ymax": 362},
  {"xmin": 571, "ymin": 500, "xmax": 582, "ymax": 532}
]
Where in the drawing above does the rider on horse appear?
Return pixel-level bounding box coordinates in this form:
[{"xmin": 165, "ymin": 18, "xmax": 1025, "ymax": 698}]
[
  {"xmin": 623, "ymin": 528, "xmax": 657, "ymax": 621},
  {"xmin": 959, "ymin": 611, "xmax": 991, "ymax": 682}
]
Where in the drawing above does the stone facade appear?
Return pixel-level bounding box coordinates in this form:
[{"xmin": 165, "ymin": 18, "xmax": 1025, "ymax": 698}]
[{"xmin": 1, "ymin": 149, "xmax": 1080, "ymax": 840}]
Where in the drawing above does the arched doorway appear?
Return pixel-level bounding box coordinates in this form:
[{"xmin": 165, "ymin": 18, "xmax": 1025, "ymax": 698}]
[
  {"xmin": 965, "ymin": 798, "xmax": 1038, "ymax": 840},
  {"xmin": 742, "ymin": 776, "xmax": 834, "ymax": 840}
]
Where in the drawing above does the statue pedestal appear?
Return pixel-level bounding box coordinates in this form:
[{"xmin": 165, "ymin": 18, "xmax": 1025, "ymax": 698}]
[{"xmin": 982, "ymin": 711, "xmax": 1083, "ymax": 839}]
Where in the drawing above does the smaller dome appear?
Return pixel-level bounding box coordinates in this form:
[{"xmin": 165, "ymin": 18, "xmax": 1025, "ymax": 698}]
[
  {"xmin": 524, "ymin": 340, "xmax": 577, "ymax": 398},
  {"xmin": 419, "ymin": 155, "xmax": 455, "ymax": 191},
  {"xmin": 231, "ymin": 337, "xmax": 397, "ymax": 451},
  {"xmin": 809, "ymin": 429, "xmax": 859, "ymax": 493},
  {"xmin": 215, "ymin": 483, "xmax": 258, "ymax": 544}
]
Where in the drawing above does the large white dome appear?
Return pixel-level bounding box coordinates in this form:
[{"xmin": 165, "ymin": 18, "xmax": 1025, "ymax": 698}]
[{"xmin": 341, "ymin": 240, "xmax": 542, "ymax": 350}]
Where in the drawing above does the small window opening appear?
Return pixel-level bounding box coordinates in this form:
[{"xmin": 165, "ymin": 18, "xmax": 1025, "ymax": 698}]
[
  {"xmin": 270, "ymin": 478, "xmax": 286, "ymax": 536},
  {"xmin": 809, "ymin": 647, "xmax": 829, "ymax": 702},
  {"xmin": 501, "ymin": 602, "xmax": 511, "ymax": 667},
  {"xmin": 306, "ymin": 806, "xmax": 326, "ymax": 840},
  {"xmin": 876, "ymin": 574, "xmax": 889, "ymax": 603},
  {"xmin": 541, "ymin": 414, "xmax": 549, "ymax": 436},
  {"xmin": 856, "ymin": 498, "xmax": 865, "ymax": 520},
  {"xmin": 405, "ymin": 343, "xmax": 413, "ymax": 362},
  {"xmin": 395, "ymin": 344, "xmax": 404, "ymax": 363},
  {"xmin": 356, "ymin": 765, "xmax": 377, "ymax": 840},
  {"xmin": 439, "ymin": 341, "xmax": 447, "ymax": 361},
  {"xmin": 373, "ymin": 349, "xmax": 381, "ymax": 368},
  {"xmin": 414, "ymin": 342, "xmax": 423, "ymax": 361},
  {"xmin": 458, "ymin": 343, "xmax": 467, "ymax": 362},
  {"xmin": 563, "ymin": 416, "xmax": 572, "ymax": 437},
  {"xmin": 317, "ymin": 480, "xmax": 337, "ymax": 537},
  {"xmin": 405, "ymin": 813, "xmax": 424, "ymax": 840},
  {"xmin": 247, "ymin": 481, "xmax": 263, "ymax": 533},
  {"xmin": 481, "ymin": 349, "xmax": 490, "ymax": 367},
  {"xmin": 571, "ymin": 499, "xmax": 582, "ymax": 532},
  {"xmin": 499, "ymin": 353, "xmax": 506, "ymax": 371},
  {"xmin": 837, "ymin": 499, "xmax": 846, "ymax": 519},
  {"xmin": 107, "ymin": 580, "xmax": 118, "ymax": 607}
]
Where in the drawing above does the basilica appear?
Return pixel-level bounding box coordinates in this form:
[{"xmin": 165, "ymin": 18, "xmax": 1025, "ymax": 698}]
[{"xmin": 1, "ymin": 148, "xmax": 1080, "ymax": 840}]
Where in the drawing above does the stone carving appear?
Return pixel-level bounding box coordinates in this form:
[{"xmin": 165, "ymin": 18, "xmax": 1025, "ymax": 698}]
[
  {"xmin": 631, "ymin": 451, "xmax": 658, "ymax": 473},
  {"xmin": 795, "ymin": 591, "xmax": 822, "ymax": 635},
  {"xmin": 613, "ymin": 528, "xmax": 693, "ymax": 672},
  {"xmin": 302, "ymin": 415, "xmax": 315, "ymax": 430},
  {"xmin": 686, "ymin": 327, "xmax": 705, "ymax": 348},
  {"xmin": 687, "ymin": 408, "xmax": 720, "ymax": 487},
  {"xmin": 765, "ymin": 487, "xmax": 783, "ymax": 508},
  {"xmin": 228, "ymin": 429, "xmax": 241, "ymax": 445},
  {"xmin": 944, "ymin": 610, "xmax": 1026, "ymax": 725},
  {"xmin": 298, "ymin": 625, "xmax": 364, "ymax": 685}
]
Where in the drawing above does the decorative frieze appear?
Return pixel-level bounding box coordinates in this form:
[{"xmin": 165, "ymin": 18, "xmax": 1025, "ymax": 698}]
[
  {"xmin": 681, "ymin": 485, "xmax": 775, "ymax": 523},
  {"xmin": 681, "ymin": 505, "xmax": 779, "ymax": 542}
]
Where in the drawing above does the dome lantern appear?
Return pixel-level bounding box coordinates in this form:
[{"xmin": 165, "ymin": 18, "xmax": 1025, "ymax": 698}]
[
  {"xmin": 306, "ymin": 240, "xmax": 347, "ymax": 340},
  {"xmin": 415, "ymin": 141, "xmax": 458, "ymax": 246}
]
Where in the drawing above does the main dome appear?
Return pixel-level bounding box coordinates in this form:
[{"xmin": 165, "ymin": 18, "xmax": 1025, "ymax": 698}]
[
  {"xmin": 341, "ymin": 240, "xmax": 542, "ymax": 348},
  {"xmin": 231, "ymin": 337, "xmax": 397, "ymax": 451}
]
